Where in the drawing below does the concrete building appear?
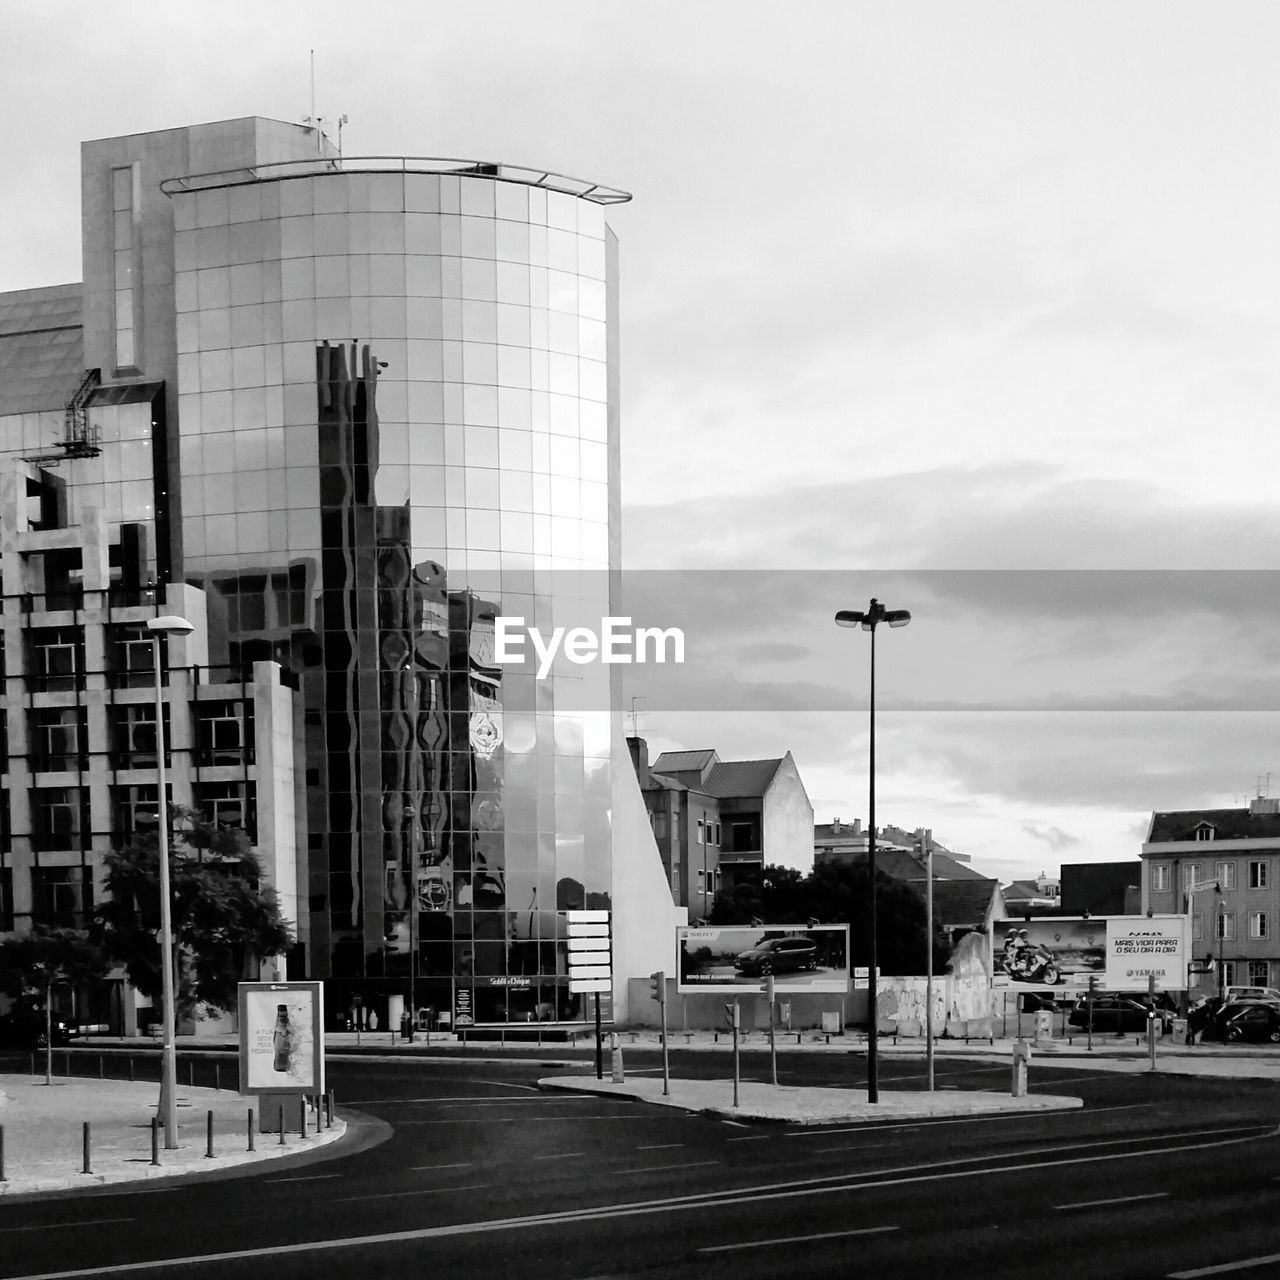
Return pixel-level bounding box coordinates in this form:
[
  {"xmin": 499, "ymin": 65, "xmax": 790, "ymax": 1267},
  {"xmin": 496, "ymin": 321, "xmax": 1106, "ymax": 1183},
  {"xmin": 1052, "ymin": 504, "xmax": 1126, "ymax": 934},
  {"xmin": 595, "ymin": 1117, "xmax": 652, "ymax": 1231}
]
[
  {"xmin": 0, "ymin": 116, "xmax": 680, "ymax": 1031},
  {"xmin": 1142, "ymin": 796, "xmax": 1280, "ymax": 996}
]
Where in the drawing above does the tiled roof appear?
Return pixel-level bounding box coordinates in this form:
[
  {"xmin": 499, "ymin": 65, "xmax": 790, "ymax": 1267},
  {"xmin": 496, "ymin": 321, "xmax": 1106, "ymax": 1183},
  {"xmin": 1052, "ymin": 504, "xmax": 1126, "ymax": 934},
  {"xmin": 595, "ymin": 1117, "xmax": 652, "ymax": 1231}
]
[
  {"xmin": 1148, "ymin": 808, "xmax": 1280, "ymax": 843},
  {"xmin": 1003, "ymin": 880, "xmax": 1045, "ymax": 899},
  {"xmin": 870, "ymin": 848, "xmax": 990, "ymax": 883},
  {"xmin": 651, "ymin": 749, "xmax": 718, "ymax": 775},
  {"xmin": 702, "ymin": 758, "xmax": 784, "ymax": 799},
  {"xmin": 928, "ymin": 880, "xmax": 1000, "ymax": 927},
  {"xmin": 0, "ymin": 284, "xmax": 85, "ymax": 415}
]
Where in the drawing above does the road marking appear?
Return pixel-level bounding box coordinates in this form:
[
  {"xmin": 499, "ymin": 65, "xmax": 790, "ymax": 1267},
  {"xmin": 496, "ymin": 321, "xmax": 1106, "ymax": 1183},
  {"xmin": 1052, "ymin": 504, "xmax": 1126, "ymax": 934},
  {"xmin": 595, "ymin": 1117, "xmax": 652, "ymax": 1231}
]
[
  {"xmin": 265, "ymin": 1174, "xmax": 343, "ymax": 1184},
  {"xmin": 353, "ymin": 1093, "xmax": 588, "ymax": 1105},
  {"xmin": 611, "ymin": 1161, "xmax": 721, "ymax": 1175},
  {"xmin": 335, "ymin": 1184, "xmax": 489, "ymax": 1204},
  {"xmin": 699, "ymin": 1225, "xmax": 899, "ymax": 1253},
  {"xmin": 722, "ymin": 1120, "xmax": 750, "ymax": 1128},
  {"xmin": 395, "ymin": 1114, "xmax": 649, "ymax": 1124},
  {"xmin": 725, "ymin": 1134, "xmax": 773, "ymax": 1142},
  {"xmin": 0, "ymin": 1218, "xmax": 134, "ymax": 1235},
  {"xmin": 786, "ymin": 1101, "xmax": 1161, "ymax": 1137},
  {"xmin": 1170, "ymin": 1254, "xmax": 1280, "ymax": 1278},
  {"xmin": 409, "ymin": 1162, "xmax": 473, "ymax": 1172},
  {"xmin": 532, "ymin": 1152, "xmax": 586, "ymax": 1160},
  {"xmin": 636, "ymin": 1144, "xmax": 684, "ymax": 1151},
  {"xmin": 1056, "ymin": 1191, "xmax": 1168, "ymax": 1210},
  {"xmin": 4, "ymin": 1126, "xmax": 1271, "ymax": 1279}
]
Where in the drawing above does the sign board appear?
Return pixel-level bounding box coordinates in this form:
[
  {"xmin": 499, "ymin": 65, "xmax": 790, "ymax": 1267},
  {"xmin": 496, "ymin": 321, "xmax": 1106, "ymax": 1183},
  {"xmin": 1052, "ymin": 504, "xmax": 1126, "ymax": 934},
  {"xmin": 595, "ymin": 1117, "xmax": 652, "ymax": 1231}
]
[
  {"xmin": 567, "ymin": 909, "xmax": 612, "ymax": 995},
  {"xmin": 238, "ymin": 981, "xmax": 324, "ymax": 1096},
  {"xmin": 993, "ymin": 915, "xmax": 1190, "ymax": 991},
  {"xmin": 676, "ymin": 924, "xmax": 850, "ymax": 994}
]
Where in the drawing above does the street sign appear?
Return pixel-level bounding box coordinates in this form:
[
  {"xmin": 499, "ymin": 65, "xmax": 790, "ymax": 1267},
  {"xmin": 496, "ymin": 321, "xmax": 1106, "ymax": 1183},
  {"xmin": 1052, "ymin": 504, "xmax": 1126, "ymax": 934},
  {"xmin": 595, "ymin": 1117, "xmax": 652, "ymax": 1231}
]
[{"xmin": 567, "ymin": 909, "xmax": 612, "ymax": 995}]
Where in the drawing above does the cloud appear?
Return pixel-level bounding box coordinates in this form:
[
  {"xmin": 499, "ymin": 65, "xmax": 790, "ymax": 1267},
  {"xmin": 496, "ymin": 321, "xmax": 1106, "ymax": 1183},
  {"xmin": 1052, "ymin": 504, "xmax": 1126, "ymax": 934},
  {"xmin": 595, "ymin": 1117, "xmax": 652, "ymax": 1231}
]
[{"xmin": 1022, "ymin": 825, "xmax": 1083, "ymax": 852}]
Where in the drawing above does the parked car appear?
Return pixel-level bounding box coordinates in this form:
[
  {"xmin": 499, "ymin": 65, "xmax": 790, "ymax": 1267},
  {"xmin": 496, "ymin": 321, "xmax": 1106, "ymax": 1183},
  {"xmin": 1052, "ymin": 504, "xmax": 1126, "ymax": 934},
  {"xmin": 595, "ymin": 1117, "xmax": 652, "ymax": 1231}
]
[
  {"xmin": 1067, "ymin": 993, "xmax": 1174, "ymax": 1034},
  {"xmin": 1209, "ymin": 1001, "xmax": 1280, "ymax": 1043},
  {"xmin": 1222, "ymin": 986, "xmax": 1280, "ymax": 1006},
  {"xmin": 1017, "ymin": 991, "xmax": 1069, "ymax": 1013},
  {"xmin": 733, "ymin": 935, "xmax": 819, "ymax": 977},
  {"xmin": 0, "ymin": 1010, "xmax": 75, "ymax": 1049}
]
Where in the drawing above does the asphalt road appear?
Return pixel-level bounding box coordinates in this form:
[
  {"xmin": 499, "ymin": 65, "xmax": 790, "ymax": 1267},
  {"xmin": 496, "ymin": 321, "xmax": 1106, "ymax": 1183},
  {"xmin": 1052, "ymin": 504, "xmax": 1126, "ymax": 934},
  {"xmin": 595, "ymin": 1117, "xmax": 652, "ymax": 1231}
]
[{"xmin": 3, "ymin": 1048, "xmax": 1280, "ymax": 1280}]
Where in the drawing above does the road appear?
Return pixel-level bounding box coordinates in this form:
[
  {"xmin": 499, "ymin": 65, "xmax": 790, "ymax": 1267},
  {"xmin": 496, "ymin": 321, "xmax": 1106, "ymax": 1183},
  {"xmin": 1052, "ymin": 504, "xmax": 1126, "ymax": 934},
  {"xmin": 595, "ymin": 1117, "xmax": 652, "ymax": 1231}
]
[{"xmin": 3, "ymin": 1047, "xmax": 1280, "ymax": 1279}]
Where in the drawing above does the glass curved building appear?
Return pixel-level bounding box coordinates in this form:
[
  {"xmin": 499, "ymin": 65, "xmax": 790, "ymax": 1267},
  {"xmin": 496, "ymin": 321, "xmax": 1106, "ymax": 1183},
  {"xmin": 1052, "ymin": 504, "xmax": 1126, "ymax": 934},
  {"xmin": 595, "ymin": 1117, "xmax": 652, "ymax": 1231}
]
[{"xmin": 160, "ymin": 153, "xmax": 630, "ymax": 1024}]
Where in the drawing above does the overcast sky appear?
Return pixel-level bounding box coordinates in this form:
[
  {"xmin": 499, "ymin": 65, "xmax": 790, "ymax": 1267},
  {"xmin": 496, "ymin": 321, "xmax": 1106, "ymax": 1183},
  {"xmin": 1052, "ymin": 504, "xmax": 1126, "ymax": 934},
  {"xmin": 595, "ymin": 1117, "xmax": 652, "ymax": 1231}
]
[{"xmin": 4, "ymin": 1, "xmax": 1279, "ymax": 882}]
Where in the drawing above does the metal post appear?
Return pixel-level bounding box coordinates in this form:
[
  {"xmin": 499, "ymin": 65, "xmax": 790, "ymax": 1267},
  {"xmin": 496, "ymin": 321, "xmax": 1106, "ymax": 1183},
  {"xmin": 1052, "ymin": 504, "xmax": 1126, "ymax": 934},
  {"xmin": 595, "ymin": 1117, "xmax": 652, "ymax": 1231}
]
[
  {"xmin": 732, "ymin": 999, "xmax": 740, "ymax": 1108},
  {"xmin": 0, "ymin": 1125, "xmax": 5, "ymax": 1181},
  {"xmin": 278, "ymin": 1104, "xmax": 286, "ymax": 1145},
  {"xmin": 1086, "ymin": 974, "xmax": 1097, "ymax": 1053},
  {"xmin": 659, "ymin": 981, "xmax": 670, "ymax": 1098},
  {"xmin": 300, "ymin": 1097, "xmax": 308, "ymax": 1138},
  {"xmin": 767, "ymin": 976, "xmax": 777, "ymax": 1087},
  {"xmin": 866, "ymin": 623, "xmax": 879, "ymax": 1103},
  {"xmin": 247, "ymin": 1109, "xmax": 256, "ymax": 1151},
  {"xmin": 594, "ymin": 992, "xmax": 603, "ymax": 1081},
  {"xmin": 1148, "ymin": 974, "xmax": 1158, "ymax": 1071},
  {"xmin": 206, "ymin": 1110, "xmax": 214, "ymax": 1158},
  {"xmin": 214, "ymin": 1062, "xmax": 221, "ymax": 1091},
  {"xmin": 82, "ymin": 1122, "xmax": 91, "ymax": 1175},
  {"xmin": 150, "ymin": 1115, "xmax": 160, "ymax": 1166},
  {"xmin": 925, "ymin": 832, "xmax": 935, "ymax": 1092},
  {"xmin": 128, "ymin": 1057, "xmax": 134, "ymax": 1083},
  {"xmin": 327, "ymin": 1089, "xmax": 334, "ymax": 1128}
]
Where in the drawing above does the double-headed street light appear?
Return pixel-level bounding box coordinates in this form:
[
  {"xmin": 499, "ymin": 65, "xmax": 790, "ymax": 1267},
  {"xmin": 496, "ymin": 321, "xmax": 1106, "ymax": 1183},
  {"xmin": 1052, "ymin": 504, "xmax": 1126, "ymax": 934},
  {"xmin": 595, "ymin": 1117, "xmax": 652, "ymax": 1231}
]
[
  {"xmin": 835, "ymin": 597, "xmax": 910, "ymax": 1104},
  {"xmin": 147, "ymin": 613, "xmax": 194, "ymax": 1150}
]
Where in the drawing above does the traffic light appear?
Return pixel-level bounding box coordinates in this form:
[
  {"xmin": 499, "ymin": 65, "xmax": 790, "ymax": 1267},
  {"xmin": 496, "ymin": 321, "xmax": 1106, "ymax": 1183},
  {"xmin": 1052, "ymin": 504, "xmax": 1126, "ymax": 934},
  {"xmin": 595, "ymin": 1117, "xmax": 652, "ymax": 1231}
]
[
  {"xmin": 649, "ymin": 971, "xmax": 666, "ymax": 1005},
  {"xmin": 724, "ymin": 1001, "xmax": 739, "ymax": 1029}
]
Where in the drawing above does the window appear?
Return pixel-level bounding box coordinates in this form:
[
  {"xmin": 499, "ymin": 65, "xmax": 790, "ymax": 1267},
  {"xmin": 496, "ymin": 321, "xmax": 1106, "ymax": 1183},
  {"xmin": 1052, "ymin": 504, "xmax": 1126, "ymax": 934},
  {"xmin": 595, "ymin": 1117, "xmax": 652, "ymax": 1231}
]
[
  {"xmin": 0, "ymin": 868, "xmax": 11, "ymax": 931},
  {"xmin": 1248, "ymin": 961, "xmax": 1270, "ymax": 987},
  {"xmin": 1250, "ymin": 912, "xmax": 1268, "ymax": 940},
  {"xmin": 109, "ymin": 625, "xmax": 155, "ymax": 688},
  {"xmin": 1216, "ymin": 862, "xmax": 1237, "ymax": 891},
  {"xmin": 1217, "ymin": 960, "xmax": 1237, "ymax": 989},
  {"xmin": 29, "ymin": 627, "xmax": 81, "ymax": 691},
  {"xmin": 713, "ymin": 822, "xmax": 721, "ymax": 846},
  {"xmin": 1183, "ymin": 863, "xmax": 1203, "ymax": 891},
  {"xmin": 1250, "ymin": 861, "xmax": 1269, "ymax": 890},
  {"xmin": 196, "ymin": 700, "xmax": 253, "ymax": 765},
  {"xmin": 29, "ymin": 707, "xmax": 85, "ymax": 771},
  {"xmin": 1192, "ymin": 913, "xmax": 1203, "ymax": 942},
  {"xmin": 696, "ymin": 819, "xmax": 704, "ymax": 845},
  {"xmin": 1151, "ymin": 864, "xmax": 1171, "ymax": 893},
  {"xmin": 1217, "ymin": 912, "xmax": 1236, "ymax": 941},
  {"xmin": 1195, "ymin": 825, "xmax": 1216, "ymax": 841},
  {"xmin": 31, "ymin": 866, "xmax": 92, "ymax": 929},
  {"xmin": 112, "ymin": 163, "xmax": 139, "ymax": 369},
  {"xmin": 32, "ymin": 787, "xmax": 85, "ymax": 851},
  {"xmin": 112, "ymin": 784, "xmax": 160, "ymax": 842},
  {"xmin": 194, "ymin": 780, "xmax": 255, "ymax": 839},
  {"xmin": 110, "ymin": 703, "xmax": 168, "ymax": 768}
]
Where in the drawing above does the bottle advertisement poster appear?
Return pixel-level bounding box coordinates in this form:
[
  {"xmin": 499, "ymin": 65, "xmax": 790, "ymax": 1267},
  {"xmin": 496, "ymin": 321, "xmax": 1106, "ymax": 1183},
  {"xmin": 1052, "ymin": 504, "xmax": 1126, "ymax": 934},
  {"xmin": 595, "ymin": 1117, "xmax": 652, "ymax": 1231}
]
[{"xmin": 238, "ymin": 981, "xmax": 324, "ymax": 1095}]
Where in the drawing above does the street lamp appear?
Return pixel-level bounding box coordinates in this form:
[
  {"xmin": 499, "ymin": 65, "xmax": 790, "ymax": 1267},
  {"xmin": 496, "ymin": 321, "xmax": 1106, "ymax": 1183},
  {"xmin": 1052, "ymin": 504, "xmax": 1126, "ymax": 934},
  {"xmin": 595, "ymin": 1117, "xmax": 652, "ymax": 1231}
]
[
  {"xmin": 835, "ymin": 597, "xmax": 910, "ymax": 1104},
  {"xmin": 1184, "ymin": 879, "xmax": 1222, "ymax": 999},
  {"xmin": 147, "ymin": 613, "xmax": 193, "ymax": 1150}
]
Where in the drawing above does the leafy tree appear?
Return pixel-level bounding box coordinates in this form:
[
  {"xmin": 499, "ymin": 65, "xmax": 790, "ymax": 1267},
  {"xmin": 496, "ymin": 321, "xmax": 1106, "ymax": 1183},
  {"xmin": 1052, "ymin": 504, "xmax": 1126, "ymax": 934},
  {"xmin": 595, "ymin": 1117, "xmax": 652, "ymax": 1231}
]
[
  {"xmin": 0, "ymin": 926, "xmax": 105, "ymax": 1084},
  {"xmin": 94, "ymin": 807, "xmax": 295, "ymax": 1023},
  {"xmin": 709, "ymin": 864, "xmax": 807, "ymax": 925}
]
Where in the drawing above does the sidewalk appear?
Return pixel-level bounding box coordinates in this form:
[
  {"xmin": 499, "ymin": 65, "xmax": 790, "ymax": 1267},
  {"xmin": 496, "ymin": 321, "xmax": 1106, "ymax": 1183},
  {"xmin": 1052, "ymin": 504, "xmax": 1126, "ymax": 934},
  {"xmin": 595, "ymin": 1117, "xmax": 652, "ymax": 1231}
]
[{"xmin": 0, "ymin": 1075, "xmax": 346, "ymax": 1197}]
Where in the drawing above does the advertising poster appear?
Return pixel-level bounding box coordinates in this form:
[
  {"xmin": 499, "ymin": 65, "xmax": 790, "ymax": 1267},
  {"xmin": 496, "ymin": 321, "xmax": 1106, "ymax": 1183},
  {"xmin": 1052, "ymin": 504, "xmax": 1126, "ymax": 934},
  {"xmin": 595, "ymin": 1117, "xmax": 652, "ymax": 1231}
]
[
  {"xmin": 992, "ymin": 918, "xmax": 1105, "ymax": 989},
  {"xmin": 238, "ymin": 981, "xmax": 323, "ymax": 1095},
  {"xmin": 1104, "ymin": 915, "xmax": 1190, "ymax": 990},
  {"xmin": 676, "ymin": 924, "xmax": 850, "ymax": 994}
]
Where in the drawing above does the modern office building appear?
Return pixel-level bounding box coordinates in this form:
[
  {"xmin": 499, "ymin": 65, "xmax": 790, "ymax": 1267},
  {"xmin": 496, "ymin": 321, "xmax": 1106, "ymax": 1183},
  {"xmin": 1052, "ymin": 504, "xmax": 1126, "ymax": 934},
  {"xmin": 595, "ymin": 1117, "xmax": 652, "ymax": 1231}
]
[{"xmin": 0, "ymin": 116, "xmax": 679, "ymax": 1031}]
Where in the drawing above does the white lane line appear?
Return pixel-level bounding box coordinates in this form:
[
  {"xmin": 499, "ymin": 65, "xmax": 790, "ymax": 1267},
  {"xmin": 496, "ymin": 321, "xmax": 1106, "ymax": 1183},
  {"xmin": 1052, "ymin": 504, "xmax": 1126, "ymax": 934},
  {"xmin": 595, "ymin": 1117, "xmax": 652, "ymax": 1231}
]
[
  {"xmin": 636, "ymin": 1144, "xmax": 684, "ymax": 1151},
  {"xmin": 409, "ymin": 1162, "xmax": 474, "ymax": 1172},
  {"xmin": 0, "ymin": 1218, "xmax": 135, "ymax": 1235},
  {"xmin": 699, "ymin": 1224, "xmax": 899, "ymax": 1254},
  {"xmin": 785, "ymin": 1101, "xmax": 1166, "ymax": 1137},
  {"xmin": 4, "ymin": 1125, "xmax": 1270, "ymax": 1280},
  {"xmin": 725, "ymin": 1134, "xmax": 772, "ymax": 1143},
  {"xmin": 1170, "ymin": 1254, "xmax": 1280, "ymax": 1278},
  {"xmin": 1056, "ymin": 1191, "xmax": 1168, "ymax": 1211},
  {"xmin": 265, "ymin": 1174, "xmax": 343, "ymax": 1184},
  {"xmin": 722, "ymin": 1120, "xmax": 750, "ymax": 1128},
  {"xmin": 611, "ymin": 1162, "xmax": 721, "ymax": 1176},
  {"xmin": 532, "ymin": 1152, "xmax": 586, "ymax": 1161},
  {"xmin": 335, "ymin": 1184, "xmax": 489, "ymax": 1205}
]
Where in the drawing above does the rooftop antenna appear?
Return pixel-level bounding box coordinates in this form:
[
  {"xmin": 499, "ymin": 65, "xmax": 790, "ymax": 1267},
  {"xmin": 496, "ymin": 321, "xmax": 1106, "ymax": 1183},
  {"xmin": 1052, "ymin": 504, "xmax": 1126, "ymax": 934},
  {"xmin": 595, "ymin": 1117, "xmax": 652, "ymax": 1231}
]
[{"xmin": 628, "ymin": 696, "xmax": 645, "ymax": 737}]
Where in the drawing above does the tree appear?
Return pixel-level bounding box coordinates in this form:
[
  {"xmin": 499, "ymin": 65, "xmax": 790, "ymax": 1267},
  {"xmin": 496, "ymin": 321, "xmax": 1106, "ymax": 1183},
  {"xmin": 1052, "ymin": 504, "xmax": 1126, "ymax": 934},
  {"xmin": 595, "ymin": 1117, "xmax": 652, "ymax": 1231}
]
[
  {"xmin": 709, "ymin": 864, "xmax": 808, "ymax": 925},
  {"xmin": 94, "ymin": 808, "xmax": 295, "ymax": 1025},
  {"xmin": 0, "ymin": 926, "xmax": 105, "ymax": 1085}
]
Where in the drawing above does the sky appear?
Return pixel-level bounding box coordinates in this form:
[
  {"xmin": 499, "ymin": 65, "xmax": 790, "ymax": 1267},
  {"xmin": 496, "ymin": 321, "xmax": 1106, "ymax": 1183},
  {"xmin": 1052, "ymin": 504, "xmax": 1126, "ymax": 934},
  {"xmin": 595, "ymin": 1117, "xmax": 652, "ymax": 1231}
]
[{"xmin": 3, "ymin": 1, "xmax": 1279, "ymax": 883}]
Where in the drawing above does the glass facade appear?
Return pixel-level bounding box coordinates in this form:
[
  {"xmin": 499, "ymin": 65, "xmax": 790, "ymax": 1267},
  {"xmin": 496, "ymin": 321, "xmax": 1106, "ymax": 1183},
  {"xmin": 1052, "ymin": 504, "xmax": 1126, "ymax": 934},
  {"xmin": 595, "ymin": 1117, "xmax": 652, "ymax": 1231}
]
[{"xmin": 171, "ymin": 167, "xmax": 623, "ymax": 1025}]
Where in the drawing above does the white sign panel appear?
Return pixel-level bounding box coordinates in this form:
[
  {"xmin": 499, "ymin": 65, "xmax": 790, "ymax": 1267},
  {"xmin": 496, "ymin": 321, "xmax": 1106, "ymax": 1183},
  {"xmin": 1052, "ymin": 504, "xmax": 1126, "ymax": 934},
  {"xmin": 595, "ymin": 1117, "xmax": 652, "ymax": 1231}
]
[
  {"xmin": 238, "ymin": 981, "xmax": 324, "ymax": 1095},
  {"xmin": 1105, "ymin": 915, "xmax": 1190, "ymax": 990},
  {"xmin": 567, "ymin": 909, "xmax": 612, "ymax": 994}
]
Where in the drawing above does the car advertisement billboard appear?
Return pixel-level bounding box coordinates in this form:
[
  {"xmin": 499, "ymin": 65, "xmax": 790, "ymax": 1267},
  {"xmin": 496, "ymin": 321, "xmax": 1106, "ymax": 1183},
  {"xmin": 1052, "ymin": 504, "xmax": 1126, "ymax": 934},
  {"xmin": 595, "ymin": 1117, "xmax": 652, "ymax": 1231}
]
[
  {"xmin": 993, "ymin": 915, "xmax": 1190, "ymax": 991},
  {"xmin": 676, "ymin": 924, "xmax": 850, "ymax": 994}
]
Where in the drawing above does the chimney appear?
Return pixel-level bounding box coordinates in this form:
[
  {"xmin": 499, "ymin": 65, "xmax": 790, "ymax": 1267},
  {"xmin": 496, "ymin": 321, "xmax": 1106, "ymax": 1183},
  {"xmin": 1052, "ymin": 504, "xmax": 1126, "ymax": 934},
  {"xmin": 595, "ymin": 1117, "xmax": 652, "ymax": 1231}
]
[
  {"xmin": 628, "ymin": 736, "xmax": 649, "ymax": 788},
  {"xmin": 832, "ymin": 817, "xmax": 841, "ymax": 833}
]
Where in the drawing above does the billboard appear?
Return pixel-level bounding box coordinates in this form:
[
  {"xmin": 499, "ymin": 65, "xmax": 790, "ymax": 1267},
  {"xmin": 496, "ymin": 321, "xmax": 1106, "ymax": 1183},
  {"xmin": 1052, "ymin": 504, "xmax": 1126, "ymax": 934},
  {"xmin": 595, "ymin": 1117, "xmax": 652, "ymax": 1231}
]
[
  {"xmin": 993, "ymin": 915, "xmax": 1190, "ymax": 992},
  {"xmin": 676, "ymin": 924, "xmax": 850, "ymax": 994},
  {"xmin": 238, "ymin": 981, "xmax": 324, "ymax": 1095}
]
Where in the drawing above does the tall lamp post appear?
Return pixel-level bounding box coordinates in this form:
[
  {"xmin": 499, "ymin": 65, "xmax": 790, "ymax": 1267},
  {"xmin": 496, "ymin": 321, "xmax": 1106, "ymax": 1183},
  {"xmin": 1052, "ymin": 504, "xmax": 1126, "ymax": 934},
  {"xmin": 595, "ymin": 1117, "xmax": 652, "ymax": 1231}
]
[
  {"xmin": 835, "ymin": 597, "xmax": 910, "ymax": 1104},
  {"xmin": 1184, "ymin": 879, "xmax": 1222, "ymax": 999},
  {"xmin": 147, "ymin": 614, "xmax": 194, "ymax": 1150}
]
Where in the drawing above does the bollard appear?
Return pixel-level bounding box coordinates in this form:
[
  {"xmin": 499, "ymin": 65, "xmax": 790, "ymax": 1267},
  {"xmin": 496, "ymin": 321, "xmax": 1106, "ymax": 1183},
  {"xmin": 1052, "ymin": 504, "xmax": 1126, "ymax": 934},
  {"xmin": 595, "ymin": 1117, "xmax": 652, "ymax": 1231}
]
[
  {"xmin": 299, "ymin": 1097, "xmax": 308, "ymax": 1139},
  {"xmin": 1011, "ymin": 1038, "xmax": 1032, "ymax": 1097},
  {"xmin": 0, "ymin": 1124, "xmax": 5, "ymax": 1181},
  {"xmin": 82, "ymin": 1122, "xmax": 91, "ymax": 1175},
  {"xmin": 610, "ymin": 1033, "xmax": 625, "ymax": 1083},
  {"xmin": 247, "ymin": 1109, "xmax": 256, "ymax": 1152},
  {"xmin": 214, "ymin": 1063, "xmax": 221, "ymax": 1091},
  {"xmin": 206, "ymin": 1110, "xmax": 214, "ymax": 1158},
  {"xmin": 99, "ymin": 1055, "xmax": 104, "ymax": 1079},
  {"xmin": 326, "ymin": 1089, "xmax": 334, "ymax": 1128},
  {"xmin": 278, "ymin": 1104, "xmax": 286, "ymax": 1146},
  {"xmin": 128, "ymin": 1057, "xmax": 135, "ymax": 1083},
  {"xmin": 150, "ymin": 1116, "xmax": 160, "ymax": 1166}
]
